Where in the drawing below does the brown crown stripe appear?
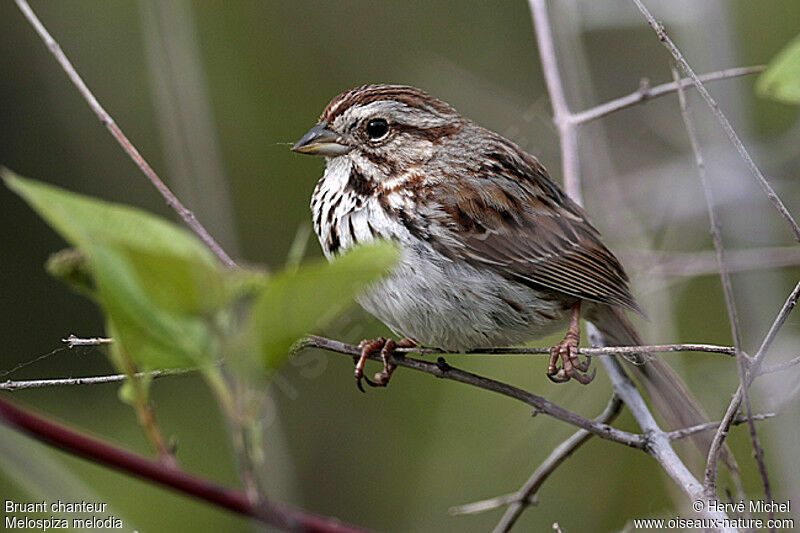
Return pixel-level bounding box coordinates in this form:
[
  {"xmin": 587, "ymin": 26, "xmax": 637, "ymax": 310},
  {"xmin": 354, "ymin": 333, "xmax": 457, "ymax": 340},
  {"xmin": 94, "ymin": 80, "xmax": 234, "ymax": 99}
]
[{"xmin": 321, "ymin": 85, "xmax": 457, "ymax": 123}]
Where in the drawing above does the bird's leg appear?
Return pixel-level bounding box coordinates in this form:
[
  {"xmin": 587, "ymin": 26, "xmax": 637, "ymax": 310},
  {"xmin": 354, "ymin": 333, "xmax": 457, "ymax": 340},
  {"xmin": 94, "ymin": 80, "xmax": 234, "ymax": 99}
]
[
  {"xmin": 355, "ymin": 337, "xmax": 417, "ymax": 392},
  {"xmin": 547, "ymin": 301, "xmax": 596, "ymax": 385},
  {"xmin": 372, "ymin": 338, "xmax": 417, "ymax": 386}
]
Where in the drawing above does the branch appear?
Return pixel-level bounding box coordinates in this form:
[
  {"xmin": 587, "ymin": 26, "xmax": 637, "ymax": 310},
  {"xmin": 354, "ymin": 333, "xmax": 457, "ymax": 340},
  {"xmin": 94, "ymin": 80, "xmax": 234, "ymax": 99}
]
[
  {"xmin": 450, "ymin": 394, "xmax": 622, "ymax": 533},
  {"xmin": 594, "ymin": 350, "xmax": 733, "ymax": 530},
  {"xmin": 0, "ymin": 368, "xmax": 191, "ymax": 391},
  {"xmin": 12, "ymin": 0, "xmax": 237, "ymax": 268},
  {"xmin": 528, "ymin": 0, "xmax": 581, "ymax": 203},
  {"xmin": 0, "ymin": 395, "xmax": 369, "ymax": 533},
  {"xmin": 705, "ymin": 280, "xmax": 800, "ymax": 497},
  {"xmin": 571, "ymin": 66, "xmax": 764, "ymax": 125},
  {"xmin": 632, "ymin": 0, "xmax": 800, "ymax": 241},
  {"xmin": 0, "ymin": 339, "xmax": 734, "ymax": 392},
  {"xmin": 672, "ymin": 65, "xmax": 745, "ymax": 360},
  {"xmin": 62, "ymin": 334, "xmax": 113, "ymax": 348},
  {"xmin": 758, "ymin": 354, "xmax": 800, "ymax": 377},
  {"xmin": 621, "ymin": 246, "xmax": 800, "ymax": 279},
  {"xmin": 666, "ymin": 413, "xmax": 776, "ymax": 442},
  {"xmin": 62, "ymin": 334, "xmax": 738, "ymax": 357},
  {"xmin": 303, "ymin": 336, "xmax": 734, "ymax": 529},
  {"xmin": 525, "ymin": 3, "xmax": 734, "ymax": 528},
  {"xmin": 300, "ymin": 336, "xmax": 645, "ymax": 449},
  {"xmin": 450, "ymin": 406, "xmax": 775, "ymax": 519},
  {"xmin": 672, "ymin": 63, "xmax": 777, "ymax": 521}
]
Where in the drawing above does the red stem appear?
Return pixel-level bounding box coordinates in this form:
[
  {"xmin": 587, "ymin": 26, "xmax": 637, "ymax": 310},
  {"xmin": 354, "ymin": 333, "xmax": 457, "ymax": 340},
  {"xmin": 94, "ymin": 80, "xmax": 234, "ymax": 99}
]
[{"xmin": 0, "ymin": 395, "xmax": 370, "ymax": 533}]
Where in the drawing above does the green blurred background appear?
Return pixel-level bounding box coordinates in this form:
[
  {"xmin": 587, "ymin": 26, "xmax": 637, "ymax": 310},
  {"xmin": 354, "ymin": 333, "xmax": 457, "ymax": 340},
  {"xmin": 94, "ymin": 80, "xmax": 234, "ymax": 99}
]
[{"xmin": 1, "ymin": 1, "xmax": 799, "ymax": 531}]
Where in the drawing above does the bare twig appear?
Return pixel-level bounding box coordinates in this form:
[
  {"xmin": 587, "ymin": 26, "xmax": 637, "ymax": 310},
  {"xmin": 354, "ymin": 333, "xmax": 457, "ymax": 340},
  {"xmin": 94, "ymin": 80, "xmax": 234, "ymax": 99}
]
[
  {"xmin": 571, "ymin": 66, "xmax": 764, "ymax": 125},
  {"xmin": 0, "ymin": 368, "xmax": 192, "ymax": 391},
  {"xmin": 303, "ymin": 335, "xmax": 734, "ymax": 528},
  {"xmin": 758, "ymin": 354, "xmax": 800, "ymax": 377},
  {"xmin": 491, "ymin": 396, "xmax": 623, "ymax": 531},
  {"xmin": 300, "ymin": 336, "xmax": 645, "ymax": 448},
  {"xmin": 528, "ymin": 0, "xmax": 581, "ymax": 203},
  {"xmin": 621, "ymin": 246, "xmax": 800, "ymax": 279},
  {"xmin": 632, "ymin": 0, "xmax": 800, "ymax": 241},
  {"xmin": 452, "ymin": 343, "xmax": 736, "ymax": 357},
  {"xmin": 66, "ymin": 334, "xmax": 739, "ymax": 358},
  {"xmin": 666, "ymin": 413, "xmax": 776, "ymax": 442},
  {"xmin": 13, "ymin": 0, "xmax": 237, "ymax": 268},
  {"xmin": 0, "ymin": 395, "xmax": 369, "ymax": 533},
  {"xmin": 451, "ymin": 395, "xmax": 621, "ymax": 517},
  {"xmin": 672, "ymin": 64, "xmax": 774, "ymax": 517},
  {"xmin": 0, "ymin": 340, "xmax": 739, "ymax": 392},
  {"xmin": 672, "ymin": 66, "xmax": 745, "ymax": 362},
  {"xmin": 593, "ymin": 349, "xmax": 733, "ymax": 530},
  {"xmin": 705, "ymin": 280, "xmax": 800, "ymax": 497},
  {"xmin": 62, "ymin": 334, "xmax": 113, "ymax": 348}
]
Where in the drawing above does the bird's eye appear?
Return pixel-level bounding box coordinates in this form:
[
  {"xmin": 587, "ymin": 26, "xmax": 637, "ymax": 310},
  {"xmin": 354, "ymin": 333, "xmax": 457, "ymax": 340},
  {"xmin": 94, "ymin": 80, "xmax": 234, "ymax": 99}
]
[{"xmin": 365, "ymin": 118, "xmax": 389, "ymax": 140}]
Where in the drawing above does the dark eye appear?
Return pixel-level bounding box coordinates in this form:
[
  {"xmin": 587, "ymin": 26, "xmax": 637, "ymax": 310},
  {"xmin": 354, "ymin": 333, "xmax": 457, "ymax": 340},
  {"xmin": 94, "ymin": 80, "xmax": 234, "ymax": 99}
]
[{"xmin": 365, "ymin": 118, "xmax": 389, "ymax": 140}]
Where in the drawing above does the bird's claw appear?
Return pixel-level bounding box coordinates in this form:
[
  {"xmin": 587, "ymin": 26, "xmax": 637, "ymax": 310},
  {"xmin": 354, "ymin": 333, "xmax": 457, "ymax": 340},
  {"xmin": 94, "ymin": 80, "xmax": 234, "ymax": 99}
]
[
  {"xmin": 354, "ymin": 338, "xmax": 416, "ymax": 392},
  {"xmin": 546, "ymin": 334, "xmax": 595, "ymax": 385}
]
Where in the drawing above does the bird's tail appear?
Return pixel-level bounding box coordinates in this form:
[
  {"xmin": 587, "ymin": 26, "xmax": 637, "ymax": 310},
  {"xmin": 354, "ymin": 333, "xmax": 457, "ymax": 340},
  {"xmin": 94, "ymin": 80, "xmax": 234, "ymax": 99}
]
[{"xmin": 587, "ymin": 304, "xmax": 735, "ymax": 469}]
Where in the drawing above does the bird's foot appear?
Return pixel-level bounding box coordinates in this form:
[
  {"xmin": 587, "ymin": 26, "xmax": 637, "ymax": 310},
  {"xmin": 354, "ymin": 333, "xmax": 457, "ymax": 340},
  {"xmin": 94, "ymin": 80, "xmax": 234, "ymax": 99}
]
[
  {"xmin": 547, "ymin": 332, "xmax": 595, "ymax": 385},
  {"xmin": 354, "ymin": 337, "xmax": 417, "ymax": 392}
]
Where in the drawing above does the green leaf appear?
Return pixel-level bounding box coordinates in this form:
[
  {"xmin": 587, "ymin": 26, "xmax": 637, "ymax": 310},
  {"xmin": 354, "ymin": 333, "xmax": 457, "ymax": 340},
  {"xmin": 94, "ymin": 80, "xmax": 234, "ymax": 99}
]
[
  {"xmin": 757, "ymin": 34, "xmax": 800, "ymax": 104},
  {"xmin": 90, "ymin": 245, "xmax": 213, "ymax": 369},
  {"xmin": 4, "ymin": 171, "xmax": 223, "ymax": 312},
  {"xmin": 4, "ymin": 171, "xmax": 229, "ymax": 369},
  {"xmin": 249, "ymin": 242, "xmax": 399, "ymax": 369}
]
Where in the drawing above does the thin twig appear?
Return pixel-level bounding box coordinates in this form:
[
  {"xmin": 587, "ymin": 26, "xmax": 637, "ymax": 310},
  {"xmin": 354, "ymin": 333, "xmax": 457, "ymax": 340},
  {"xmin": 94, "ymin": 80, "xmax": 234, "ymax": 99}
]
[
  {"xmin": 0, "ymin": 340, "xmax": 739, "ymax": 392},
  {"xmin": 705, "ymin": 280, "xmax": 800, "ymax": 497},
  {"xmin": 491, "ymin": 396, "xmax": 623, "ymax": 531},
  {"xmin": 621, "ymin": 246, "xmax": 800, "ymax": 279},
  {"xmin": 593, "ymin": 349, "xmax": 734, "ymax": 530},
  {"xmin": 300, "ymin": 336, "xmax": 645, "ymax": 449},
  {"xmin": 672, "ymin": 65, "xmax": 745, "ymax": 363},
  {"xmin": 571, "ymin": 66, "xmax": 764, "ymax": 125},
  {"xmin": 524, "ymin": 4, "xmax": 735, "ymax": 529},
  {"xmin": 666, "ymin": 413, "xmax": 776, "ymax": 441},
  {"xmin": 451, "ymin": 394, "xmax": 621, "ymax": 517},
  {"xmin": 529, "ymin": 0, "xmax": 581, "ymax": 203},
  {"xmin": 13, "ymin": 0, "xmax": 237, "ymax": 268},
  {"xmin": 62, "ymin": 334, "xmax": 740, "ymax": 357},
  {"xmin": 303, "ymin": 335, "xmax": 734, "ymax": 529},
  {"xmin": 0, "ymin": 368, "xmax": 193, "ymax": 391},
  {"xmin": 758, "ymin": 354, "xmax": 800, "ymax": 377},
  {"xmin": 62, "ymin": 334, "xmax": 113, "ymax": 348},
  {"xmin": 452, "ymin": 343, "xmax": 736, "ymax": 357},
  {"xmin": 632, "ymin": 0, "xmax": 800, "ymax": 241},
  {"xmin": 0, "ymin": 395, "xmax": 370, "ymax": 533},
  {"xmin": 672, "ymin": 64, "xmax": 774, "ymax": 515}
]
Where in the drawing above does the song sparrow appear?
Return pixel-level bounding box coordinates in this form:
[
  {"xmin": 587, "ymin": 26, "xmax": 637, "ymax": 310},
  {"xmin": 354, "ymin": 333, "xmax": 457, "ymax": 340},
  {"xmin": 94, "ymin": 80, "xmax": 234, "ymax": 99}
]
[{"xmin": 292, "ymin": 84, "xmax": 707, "ymax": 434}]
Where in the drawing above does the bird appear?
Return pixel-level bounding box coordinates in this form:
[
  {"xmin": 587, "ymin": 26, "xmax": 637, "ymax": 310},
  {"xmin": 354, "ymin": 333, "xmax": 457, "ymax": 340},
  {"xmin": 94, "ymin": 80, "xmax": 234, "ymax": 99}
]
[{"xmin": 291, "ymin": 84, "xmax": 708, "ymax": 437}]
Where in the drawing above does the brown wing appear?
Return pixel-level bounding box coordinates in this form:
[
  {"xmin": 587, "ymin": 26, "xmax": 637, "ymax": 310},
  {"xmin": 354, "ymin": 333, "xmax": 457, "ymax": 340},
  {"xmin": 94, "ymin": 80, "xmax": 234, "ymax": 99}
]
[{"xmin": 422, "ymin": 142, "xmax": 641, "ymax": 314}]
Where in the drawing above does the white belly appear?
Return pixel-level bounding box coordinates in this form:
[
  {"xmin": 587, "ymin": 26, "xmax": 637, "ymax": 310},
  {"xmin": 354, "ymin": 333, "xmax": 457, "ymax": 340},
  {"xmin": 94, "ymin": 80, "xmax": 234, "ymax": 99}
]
[
  {"xmin": 311, "ymin": 158, "xmax": 574, "ymax": 351},
  {"xmin": 358, "ymin": 242, "xmax": 573, "ymax": 351}
]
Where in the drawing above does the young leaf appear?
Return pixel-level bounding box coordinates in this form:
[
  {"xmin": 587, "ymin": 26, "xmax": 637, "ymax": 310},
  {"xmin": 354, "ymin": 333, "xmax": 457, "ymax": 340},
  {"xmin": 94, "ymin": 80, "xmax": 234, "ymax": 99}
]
[
  {"xmin": 5, "ymin": 172, "xmax": 226, "ymax": 368},
  {"xmin": 4, "ymin": 170, "xmax": 222, "ymax": 278},
  {"xmin": 757, "ymin": 34, "xmax": 800, "ymax": 104},
  {"xmin": 89, "ymin": 244, "xmax": 212, "ymax": 369},
  {"xmin": 249, "ymin": 242, "xmax": 399, "ymax": 369}
]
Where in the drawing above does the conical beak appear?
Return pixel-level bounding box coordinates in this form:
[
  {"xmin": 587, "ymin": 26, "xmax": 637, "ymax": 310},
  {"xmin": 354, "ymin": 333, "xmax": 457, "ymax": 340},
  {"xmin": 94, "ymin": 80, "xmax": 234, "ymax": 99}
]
[{"xmin": 291, "ymin": 122, "xmax": 352, "ymax": 156}]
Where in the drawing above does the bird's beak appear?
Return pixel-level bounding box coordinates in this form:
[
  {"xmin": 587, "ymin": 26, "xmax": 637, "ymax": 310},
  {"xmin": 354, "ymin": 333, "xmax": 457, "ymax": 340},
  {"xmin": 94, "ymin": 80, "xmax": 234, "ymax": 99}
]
[{"xmin": 291, "ymin": 122, "xmax": 352, "ymax": 156}]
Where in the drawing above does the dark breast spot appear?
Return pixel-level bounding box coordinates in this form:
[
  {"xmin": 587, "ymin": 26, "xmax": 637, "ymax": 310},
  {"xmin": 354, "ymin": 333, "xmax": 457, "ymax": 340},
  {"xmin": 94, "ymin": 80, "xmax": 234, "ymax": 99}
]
[
  {"xmin": 327, "ymin": 195, "xmax": 342, "ymax": 224},
  {"xmin": 346, "ymin": 166, "xmax": 374, "ymax": 197},
  {"xmin": 327, "ymin": 227, "xmax": 341, "ymax": 255}
]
